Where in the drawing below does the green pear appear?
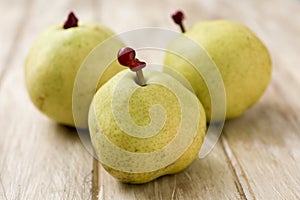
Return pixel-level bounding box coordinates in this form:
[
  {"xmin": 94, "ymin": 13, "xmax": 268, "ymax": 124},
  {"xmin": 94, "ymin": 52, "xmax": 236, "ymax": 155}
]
[
  {"xmin": 25, "ymin": 12, "xmax": 125, "ymax": 127},
  {"xmin": 164, "ymin": 20, "xmax": 272, "ymax": 120},
  {"xmin": 89, "ymin": 69, "xmax": 206, "ymax": 184}
]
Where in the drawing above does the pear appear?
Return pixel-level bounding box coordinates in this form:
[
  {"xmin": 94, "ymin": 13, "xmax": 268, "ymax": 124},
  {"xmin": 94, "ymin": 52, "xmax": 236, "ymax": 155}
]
[
  {"xmin": 25, "ymin": 12, "xmax": 125, "ymax": 127},
  {"xmin": 89, "ymin": 69, "xmax": 206, "ymax": 184},
  {"xmin": 164, "ymin": 12, "xmax": 272, "ymax": 120}
]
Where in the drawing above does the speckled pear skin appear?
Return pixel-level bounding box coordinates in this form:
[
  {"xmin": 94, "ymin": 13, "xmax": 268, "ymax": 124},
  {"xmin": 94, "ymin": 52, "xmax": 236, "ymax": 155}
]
[
  {"xmin": 89, "ymin": 70, "xmax": 206, "ymax": 184},
  {"xmin": 25, "ymin": 21, "xmax": 125, "ymax": 127},
  {"xmin": 164, "ymin": 20, "xmax": 272, "ymax": 120}
]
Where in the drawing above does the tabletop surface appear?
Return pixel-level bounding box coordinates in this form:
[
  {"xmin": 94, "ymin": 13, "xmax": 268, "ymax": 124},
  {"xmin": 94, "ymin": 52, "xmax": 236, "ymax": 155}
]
[{"xmin": 1, "ymin": 0, "xmax": 300, "ymax": 199}]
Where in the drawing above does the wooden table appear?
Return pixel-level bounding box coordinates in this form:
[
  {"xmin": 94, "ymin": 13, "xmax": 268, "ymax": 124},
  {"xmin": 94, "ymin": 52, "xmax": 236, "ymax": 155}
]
[{"xmin": 1, "ymin": 0, "xmax": 300, "ymax": 199}]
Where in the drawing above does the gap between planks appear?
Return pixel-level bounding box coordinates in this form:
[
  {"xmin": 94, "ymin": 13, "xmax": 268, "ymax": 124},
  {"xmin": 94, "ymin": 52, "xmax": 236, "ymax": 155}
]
[
  {"xmin": 221, "ymin": 135, "xmax": 255, "ymax": 200},
  {"xmin": 92, "ymin": 157, "xmax": 100, "ymax": 200}
]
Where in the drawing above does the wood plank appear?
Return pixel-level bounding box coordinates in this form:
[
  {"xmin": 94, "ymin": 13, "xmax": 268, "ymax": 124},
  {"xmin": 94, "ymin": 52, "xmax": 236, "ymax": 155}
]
[
  {"xmin": 220, "ymin": 0, "xmax": 300, "ymax": 199},
  {"xmin": 0, "ymin": 0, "xmax": 99, "ymax": 199}
]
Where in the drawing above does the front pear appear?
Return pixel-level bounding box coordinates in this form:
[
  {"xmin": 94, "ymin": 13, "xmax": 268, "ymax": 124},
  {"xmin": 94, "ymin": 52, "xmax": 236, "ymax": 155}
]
[{"xmin": 89, "ymin": 69, "xmax": 206, "ymax": 184}]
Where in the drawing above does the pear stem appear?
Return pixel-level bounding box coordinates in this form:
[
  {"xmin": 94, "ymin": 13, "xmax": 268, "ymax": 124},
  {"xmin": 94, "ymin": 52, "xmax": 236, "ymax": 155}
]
[
  {"xmin": 117, "ymin": 47, "xmax": 147, "ymax": 87},
  {"xmin": 171, "ymin": 10, "xmax": 186, "ymax": 33},
  {"xmin": 179, "ymin": 24, "xmax": 185, "ymax": 33},
  {"xmin": 136, "ymin": 70, "xmax": 146, "ymax": 86},
  {"xmin": 63, "ymin": 12, "xmax": 78, "ymax": 29}
]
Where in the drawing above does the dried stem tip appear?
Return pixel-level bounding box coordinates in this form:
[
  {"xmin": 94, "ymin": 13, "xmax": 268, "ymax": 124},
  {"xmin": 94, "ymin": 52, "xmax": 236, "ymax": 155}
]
[
  {"xmin": 171, "ymin": 10, "xmax": 186, "ymax": 33},
  {"xmin": 63, "ymin": 12, "xmax": 78, "ymax": 29},
  {"xmin": 117, "ymin": 47, "xmax": 146, "ymax": 86}
]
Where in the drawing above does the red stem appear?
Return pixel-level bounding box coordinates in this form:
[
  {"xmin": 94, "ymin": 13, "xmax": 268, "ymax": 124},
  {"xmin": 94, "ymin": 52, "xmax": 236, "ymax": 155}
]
[
  {"xmin": 63, "ymin": 12, "xmax": 78, "ymax": 29},
  {"xmin": 171, "ymin": 10, "xmax": 186, "ymax": 33}
]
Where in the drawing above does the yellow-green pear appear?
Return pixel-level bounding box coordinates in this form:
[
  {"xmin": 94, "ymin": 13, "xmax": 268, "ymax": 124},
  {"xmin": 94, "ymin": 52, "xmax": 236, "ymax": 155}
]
[
  {"xmin": 164, "ymin": 12, "xmax": 272, "ymax": 120},
  {"xmin": 25, "ymin": 12, "xmax": 125, "ymax": 127},
  {"xmin": 89, "ymin": 68, "xmax": 206, "ymax": 184}
]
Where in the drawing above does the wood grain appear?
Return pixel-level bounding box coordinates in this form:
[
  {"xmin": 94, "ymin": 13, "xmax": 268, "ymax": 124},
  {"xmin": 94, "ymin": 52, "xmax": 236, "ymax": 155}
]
[{"xmin": 0, "ymin": 0, "xmax": 31, "ymax": 83}]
